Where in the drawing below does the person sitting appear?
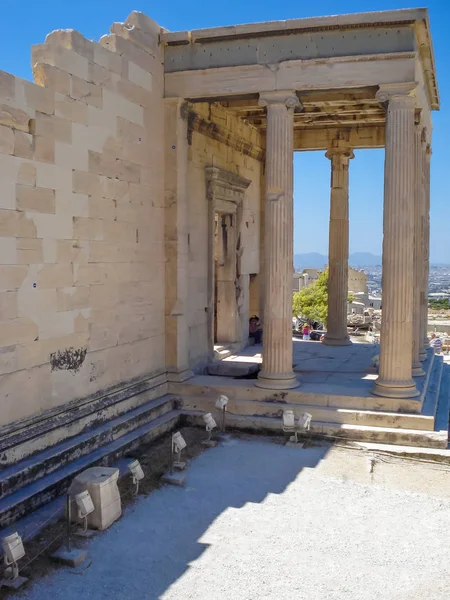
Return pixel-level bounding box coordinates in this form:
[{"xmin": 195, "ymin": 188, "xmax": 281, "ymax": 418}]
[
  {"xmin": 430, "ymin": 333, "xmax": 443, "ymax": 354},
  {"xmin": 249, "ymin": 316, "xmax": 262, "ymax": 344},
  {"xmin": 302, "ymin": 322, "xmax": 310, "ymax": 341}
]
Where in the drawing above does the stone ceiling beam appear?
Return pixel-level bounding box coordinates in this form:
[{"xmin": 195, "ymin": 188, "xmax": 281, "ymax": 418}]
[
  {"xmin": 165, "ymin": 53, "xmax": 416, "ymax": 99},
  {"xmin": 293, "ymin": 126, "xmax": 385, "ymax": 151}
]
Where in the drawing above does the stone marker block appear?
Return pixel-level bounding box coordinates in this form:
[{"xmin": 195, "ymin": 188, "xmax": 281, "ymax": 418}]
[
  {"xmin": 0, "ymin": 574, "xmax": 28, "ymax": 589},
  {"xmin": 51, "ymin": 547, "xmax": 87, "ymax": 567},
  {"xmin": 161, "ymin": 471, "xmax": 186, "ymax": 487},
  {"xmin": 69, "ymin": 467, "xmax": 121, "ymax": 530}
]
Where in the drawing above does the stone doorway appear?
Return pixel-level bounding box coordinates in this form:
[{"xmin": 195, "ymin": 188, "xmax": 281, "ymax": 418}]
[{"xmin": 206, "ymin": 167, "xmax": 251, "ymax": 357}]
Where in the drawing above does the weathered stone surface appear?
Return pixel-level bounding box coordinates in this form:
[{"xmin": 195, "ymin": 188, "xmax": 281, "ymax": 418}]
[
  {"xmin": 0, "ymin": 237, "xmax": 17, "ymax": 264},
  {"xmin": 17, "ymin": 238, "xmax": 43, "ymax": 264},
  {"xmin": 0, "ymin": 209, "xmax": 37, "ymax": 238},
  {"xmin": 57, "ymin": 286, "xmax": 90, "ymax": 310},
  {"xmin": 0, "ymin": 124, "xmax": 15, "ymax": 154},
  {"xmin": 71, "ymin": 75, "xmax": 103, "ymax": 108},
  {"xmin": 14, "ymin": 131, "xmax": 34, "ymax": 159},
  {"xmin": 55, "ymin": 95, "xmax": 88, "ymax": 125},
  {"xmin": 34, "ymin": 136, "xmax": 55, "ymax": 163},
  {"xmin": 16, "ymin": 185, "xmax": 55, "ymax": 214},
  {"xmin": 33, "ymin": 63, "xmax": 71, "ymax": 96},
  {"xmin": 128, "ymin": 62, "xmax": 152, "ymax": 91},
  {"xmin": 45, "ymin": 29, "xmax": 95, "ymax": 62},
  {"xmin": 0, "ymin": 71, "xmax": 15, "ymax": 102},
  {"xmin": 30, "ymin": 112, "xmax": 72, "ymax": 143},
  {"xmin": 0, "ymin": 291, "xmax": 18, "ymax": 319},
  {"xmin": 23, "ymin": 80, "xmax": 54, "ymax": 115},
  {"xmin": 0, "ymin": 317, "xmax": 39, "ymax": 347},
  {"xmin": 0, "ymin": 104, "xmax": 31, "ymax": 131},
  {"xmin": 37, "ymin": 264, "xmax": 73, "ymax": 289},
  {"xmin": 17, "ymin": 163, "xmax": 37, "ymax": 186},
  {"xmin": 0, "ymin": 265, "xmax": 29, "ymax": 291}
]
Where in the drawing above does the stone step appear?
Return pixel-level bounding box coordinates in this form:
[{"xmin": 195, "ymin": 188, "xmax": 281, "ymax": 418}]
[
  {"xmin": 170, "ymin": 375, "xmax": 426, "ymax": 414},
  {"xmin": 0, "ymin": 395, "xmax": 176, "ymax": 501},
  {"xmin": 207, "ymin": 362, "xmax": 260, "ymax": 377},
  {"xmin": 184, "ymin": 411, "xmax": 448, "ymax": 448},
  {"xmin": 0, "ymin": 410, "xmax": 181, "ymax": 529},
  {"xmin": 180, "ymin": 396, "xmax": 435, "ymax": 431},
  {"xmin": 0, "ymin": 375, "xmax": 169, "ymax": 466}
]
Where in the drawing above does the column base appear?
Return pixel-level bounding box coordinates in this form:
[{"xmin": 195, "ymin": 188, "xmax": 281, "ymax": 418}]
[
  {"xmin": 411, "ymin": 361, "xmax": 425, "ymax": 377},
  {"xmin": 371, "ymin": 378, "xmax": 420, "ymax": 399},
  {"xmin": 321, "ymin": 334, "xmax": 352, "ymax": 347},
  {"xmin": 166, "ymin": 369, "xmax": 195, "ymax": 383},
  {"xmin": 419, "ymin": 350, "xmax": 427, "ymax": 362},
  {"xmin": 254, "ymin": 371, "xmax": 299, "ymax": 390}
]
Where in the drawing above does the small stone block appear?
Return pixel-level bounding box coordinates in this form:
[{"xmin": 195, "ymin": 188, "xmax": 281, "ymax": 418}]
[
  {"xmin": 216, "ymin": 433, "xmax": 233, "ymax": 443},
  {"xmin": 201, "ymin": 440, "xmax": 218, "ymax": 448},
  {"xmin": 73, "ymin": 528, "xmax": 96, "ymax": 538},
  {"xmin": 1, "ymin": 575, "xmax": 28, "ymax": 589},
  {"xmin": 173, "ymin": 461, "xmax": 187, "ymax": 471},
  {"xmin": 285, "ymin": 441, "xmax": 305, "ymax": 449},
  {"xmin": 161, "ymin": 471, "xmax": 186, "ymax": 487},
  {"xmin": 51, "ymin": 547, "xmax": 87, "ymax": 567}
]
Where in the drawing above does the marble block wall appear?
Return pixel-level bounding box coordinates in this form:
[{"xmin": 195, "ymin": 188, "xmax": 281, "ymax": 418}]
[{"xmin": 0, "ymin": 13, "xmax": 166, "ymax": 425}]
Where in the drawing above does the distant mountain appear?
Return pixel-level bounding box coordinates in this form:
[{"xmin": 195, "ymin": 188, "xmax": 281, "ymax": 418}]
[
  {"xmin": 294, "ymin": 252, "xmax": 382, "ymax": 270},
  {"xmin": 293, "ymin": 253, "xmax": 327, "ymax": 270},
  {"xmin": 349, "ymin": 252, "xmax": 382, "ymax": 267}
]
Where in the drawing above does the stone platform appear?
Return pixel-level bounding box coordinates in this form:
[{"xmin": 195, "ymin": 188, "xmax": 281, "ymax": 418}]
[{"xmin": 172, "ymin": 340, "xmax": 450, "ymax": 448}]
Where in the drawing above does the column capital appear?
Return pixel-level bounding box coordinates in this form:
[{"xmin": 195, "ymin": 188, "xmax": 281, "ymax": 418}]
[
  {"xmin": 259, "ymin": 91, "xmax": 301, "ymax": 110},
  {"xmin": 375, "ymin": 82, "xmax": 418, "ymax": 107},
  {"xmin": 325, "ymin": 146, "xmax": 355, "ymax": 163}
]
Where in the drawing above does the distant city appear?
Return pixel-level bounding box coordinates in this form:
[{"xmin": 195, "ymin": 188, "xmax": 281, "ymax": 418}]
[{"xmin": 294, "ymin": 253, "xmax": 450, "ymax": 298}]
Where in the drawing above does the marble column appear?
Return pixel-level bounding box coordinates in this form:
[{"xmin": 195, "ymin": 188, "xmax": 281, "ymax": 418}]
[
  {"xmin": 372, "ymin": 83, "xmax": 419, "ymax": 399},
  {"xmin": 420, "ymin": 143, "xmax": 432, "ymax": 358},
  {"xmin": 255, "ymin": 91, "xmax": 299, "ymax": 390},
  {"xmin": 411, "ymin": 123, "xmax": 425, "ymax": 376},
  {"xmin": 164, "ymin": 98, "xmax": 193, "ymax": 382},
  {"xmin": 322, "ymin": 145, "xmax": 354, "ymax": 346}
]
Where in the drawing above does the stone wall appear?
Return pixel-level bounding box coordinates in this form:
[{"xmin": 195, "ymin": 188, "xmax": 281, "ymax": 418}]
[
  {"xmin": 185, "ymin": 103, "xmax": 263, "ymax": 364},
  {"xmin": 0, "ymin": 13, "xmax": 166, "ymax": 426},
  {"xmin": 348, "ymin": 266, "xmax": 369, "ymax": 294}
]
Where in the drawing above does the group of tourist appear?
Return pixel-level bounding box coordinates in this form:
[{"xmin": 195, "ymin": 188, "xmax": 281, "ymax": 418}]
[{"xmin": 249, "ymin": 318, "xmax": 325, "ymax": 344}]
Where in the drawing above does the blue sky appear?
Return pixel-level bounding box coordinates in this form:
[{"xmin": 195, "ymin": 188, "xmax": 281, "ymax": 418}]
[{"xmin": 1, "ymin": 0, "xmax": 448, "ymax": 262}]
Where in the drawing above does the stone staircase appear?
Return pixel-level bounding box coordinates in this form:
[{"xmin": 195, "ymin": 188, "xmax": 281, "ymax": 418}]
[
  {"xmin": 0, "ymin": 379, "xmax": 181, "ymax": 528},
  {"xmin": 173, "ymin": 355, "xmax": 450, "ymax": 448},
  {"xmin": 1, "ymin": 357, "xmax": 448, "ymax": 532}
]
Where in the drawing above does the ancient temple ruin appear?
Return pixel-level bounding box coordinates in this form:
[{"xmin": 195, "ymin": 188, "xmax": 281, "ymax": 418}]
[{"xmin": 0, "ymin": 9, "xmax": 446, "ymax": 528}]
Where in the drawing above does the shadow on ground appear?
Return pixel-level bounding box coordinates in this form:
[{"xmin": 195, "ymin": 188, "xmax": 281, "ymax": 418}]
[{"xmin": 18, "ymin": 437, "xmax": 329, "ymax": 600}]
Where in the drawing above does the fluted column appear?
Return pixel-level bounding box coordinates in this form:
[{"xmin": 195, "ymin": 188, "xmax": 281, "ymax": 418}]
[
  {"xmin": 411, "ymin": 123, "xmax": 425, "ymax": 376},
  {"xmin": 322, "ymin": 145, "xmax": 354, "ymax": 346},
  {"xmin": 372, "ymin": 83, "xmax": 419, "ymax": 399},
  {"xmin": 255, "ymin": 91, "xmax": 299, "ymax": 390},
  {"xmin": 420, "ymin": 143, "xmax": 432, "ymax": 358}
]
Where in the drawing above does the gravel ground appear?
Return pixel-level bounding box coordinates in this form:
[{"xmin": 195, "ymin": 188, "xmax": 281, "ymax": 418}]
[{"xmin": 15, "ymin": 437, "xmax": 450, "ymax": 600}]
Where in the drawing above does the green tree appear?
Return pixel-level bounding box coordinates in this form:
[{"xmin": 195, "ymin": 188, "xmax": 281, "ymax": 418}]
[
  {"xmin": 292, "ymin": 269, "xmax": 329, "ymax": 325},
  {"xmin": 429, "ymin": 298, "xmax": 450, "ymax": 310},
  {"xmin": 292, "ymin": 268, "xmax": 354, "ymax": 327}
]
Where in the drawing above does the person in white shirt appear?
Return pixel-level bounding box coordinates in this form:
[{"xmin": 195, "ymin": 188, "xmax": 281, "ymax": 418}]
[{"xmin": 430, "ymin": 333, "xmax": 443, "ymax": 354}]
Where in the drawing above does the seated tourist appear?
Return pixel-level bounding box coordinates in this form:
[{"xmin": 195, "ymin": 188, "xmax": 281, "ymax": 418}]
[
  {"xmin": 430, "ymin": 333, "xmax": 443, "ymax": 354},
  {"xmin": 249, "ymin": 316, "xmax": 262, "ymax": 344},
  {"xmin": 302, "ymin": 322, "xmax": 310, "ymax": 340}
]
